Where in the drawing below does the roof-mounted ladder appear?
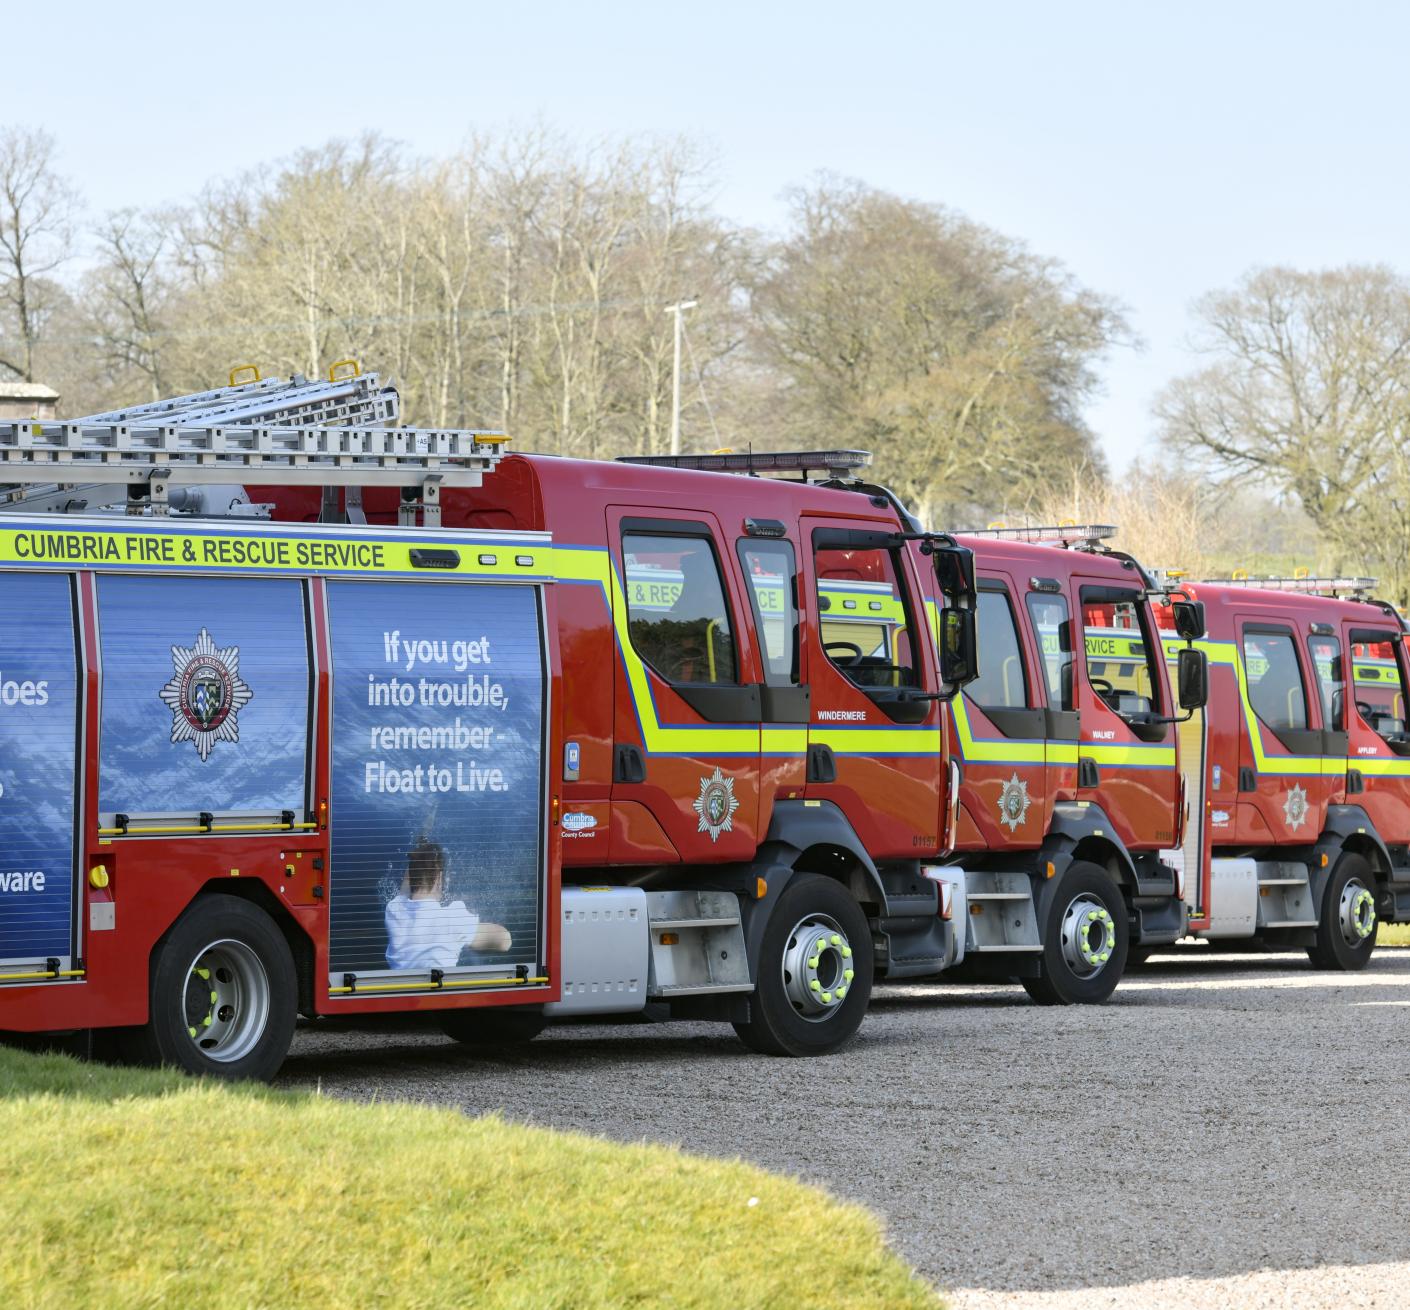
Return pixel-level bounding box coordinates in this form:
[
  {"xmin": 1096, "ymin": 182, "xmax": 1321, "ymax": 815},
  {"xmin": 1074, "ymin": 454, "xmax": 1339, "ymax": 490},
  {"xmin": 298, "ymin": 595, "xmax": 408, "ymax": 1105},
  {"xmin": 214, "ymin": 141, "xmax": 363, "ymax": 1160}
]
[
  {"xmin": 75, "ymin": 369, "xmax": 399, "ymax": 431},
  {"xmin": 0, "ymin": 371, "xmax": 509, "ymax": 526}
]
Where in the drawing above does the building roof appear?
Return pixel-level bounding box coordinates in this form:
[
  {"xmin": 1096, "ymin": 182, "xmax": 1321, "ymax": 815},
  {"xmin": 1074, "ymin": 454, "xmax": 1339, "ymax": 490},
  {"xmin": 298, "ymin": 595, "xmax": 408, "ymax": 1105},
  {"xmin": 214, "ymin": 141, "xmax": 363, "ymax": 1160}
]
[{"xmin": 0, "ymin": 382, "xmax": 59, "ymax": 401}]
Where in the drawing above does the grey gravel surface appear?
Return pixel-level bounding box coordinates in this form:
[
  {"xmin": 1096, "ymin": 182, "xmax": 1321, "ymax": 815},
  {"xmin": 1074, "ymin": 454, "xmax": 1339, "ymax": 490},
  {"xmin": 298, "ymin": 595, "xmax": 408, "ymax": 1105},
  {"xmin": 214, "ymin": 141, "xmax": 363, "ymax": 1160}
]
[{"xmin": 279, "ymin": 948, "xmax": 1410, "ymax": 1308}]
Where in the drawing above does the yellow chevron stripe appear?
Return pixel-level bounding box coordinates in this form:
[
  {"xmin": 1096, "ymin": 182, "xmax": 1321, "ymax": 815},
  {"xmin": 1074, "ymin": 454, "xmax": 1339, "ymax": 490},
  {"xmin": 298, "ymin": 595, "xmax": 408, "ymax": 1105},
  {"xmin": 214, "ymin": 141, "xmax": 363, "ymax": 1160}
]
[{"xmin": 1163, "ymin": 637, "xmax": 1341, "ymax": 777}]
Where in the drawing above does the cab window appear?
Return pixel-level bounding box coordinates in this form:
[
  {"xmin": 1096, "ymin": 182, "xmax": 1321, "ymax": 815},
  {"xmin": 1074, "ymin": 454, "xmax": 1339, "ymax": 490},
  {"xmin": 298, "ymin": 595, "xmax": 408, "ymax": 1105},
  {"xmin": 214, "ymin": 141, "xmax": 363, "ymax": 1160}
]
[
  {"xmin": 1080, "ymin": 587, "xmax": 1163, "ymax": 719},
  {"xmin": 737, "ymin": 540, "xmax": 798, "ymax": 685},
  {"xmin": 623, "ymin": 531, "xmax": 738, "ymax": 685},
  {"xmin": 1350, "ymin": 629, "xmax": 1409, "ymax": 739},
  {"xmin": 815, "ymin": 548, "xmax": 919, "ymax": 691},
  {"xmin": 1242, "ymin": 629, "xmax": 1307, "ymax": 731},
  {"xmin": 1307, "ymin": 634, "xmax": 1344, "ymax": 730},
  {"xmin": 967, "ymin": 586, "xmax": 1027, "ymax": 710},
  {"xmin": 1026, "ymin": 592, "xmax": 1074, "ymax": 711}
]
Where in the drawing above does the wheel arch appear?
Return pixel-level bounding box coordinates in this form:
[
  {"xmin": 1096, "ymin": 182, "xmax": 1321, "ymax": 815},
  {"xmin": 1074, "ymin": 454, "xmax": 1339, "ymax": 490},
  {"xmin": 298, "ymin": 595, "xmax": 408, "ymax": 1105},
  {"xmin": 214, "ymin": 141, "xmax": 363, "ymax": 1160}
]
[
  {"xmin": 1316, "ymin": 807, "xmax": 1394, "ymax": 907},
  {"xmin": 1043, "ymin": 804, "xmax": 1139, "ymax": 888},
  {"xmin": 193, "ymin": 879, "xmax": 316, "ymax": 1017}
]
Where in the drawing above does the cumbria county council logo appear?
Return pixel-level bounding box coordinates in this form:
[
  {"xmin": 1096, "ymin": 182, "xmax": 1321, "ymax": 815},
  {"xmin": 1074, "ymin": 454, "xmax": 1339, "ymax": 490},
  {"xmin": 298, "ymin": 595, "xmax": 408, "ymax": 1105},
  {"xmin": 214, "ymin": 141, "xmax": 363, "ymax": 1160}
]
[
  {"xmin": 693, "ymin": 767, "xmax": 740, "ymax": 843},
  {"xmin": 1283, "ymin": 784, "xmax": 1309, "ymax": 830},
  {"xmin": 159, "ymin": 628, "xmax": 253, "ymax": 762},
  {"xmin": 997, "ymin": 773, "xmax": 1032, "ymax": 832}
]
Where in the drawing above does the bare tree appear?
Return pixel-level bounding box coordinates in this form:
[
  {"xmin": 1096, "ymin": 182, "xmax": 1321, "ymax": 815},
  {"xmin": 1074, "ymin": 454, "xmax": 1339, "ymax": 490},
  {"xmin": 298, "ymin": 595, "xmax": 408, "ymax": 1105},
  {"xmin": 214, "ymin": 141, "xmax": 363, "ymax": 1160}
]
[
  {"xmin": 1158, "ymin": 265, "xmax": 1410, "ymax": 599},
  {"xmin": 751, "ymin": 177, "xmax": 1124, "ymax": 526},
  {"xmin": 84, "ymin": 209, "xmax": 177, "ymax": 401},
  {"xmin": 0, "ymin": 126, "xmax": 79, "ymax": 380}
]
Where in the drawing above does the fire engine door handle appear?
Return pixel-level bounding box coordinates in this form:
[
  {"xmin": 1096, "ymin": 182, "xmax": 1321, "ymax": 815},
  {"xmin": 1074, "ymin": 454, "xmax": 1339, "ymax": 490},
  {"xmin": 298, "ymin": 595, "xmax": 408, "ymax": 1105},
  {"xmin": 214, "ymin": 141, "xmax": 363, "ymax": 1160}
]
[
  {"xmin": 1078, "ymin": 757, "xmax": 1099, "ymax": 788},
  {"xmin": 1238, "ymin": 766, "xmax": 1257, "ymax": 793},
  {"xmin": 1347, "ymin": 768, "xmax": 1365, "ymax": 795},
  {"xmin": 807, "ymin": 744, "xmax": 837, "ymax": 783},
  {"xmin": 613, "ymin": 744, "xmax": 647, "ymax": 783}
]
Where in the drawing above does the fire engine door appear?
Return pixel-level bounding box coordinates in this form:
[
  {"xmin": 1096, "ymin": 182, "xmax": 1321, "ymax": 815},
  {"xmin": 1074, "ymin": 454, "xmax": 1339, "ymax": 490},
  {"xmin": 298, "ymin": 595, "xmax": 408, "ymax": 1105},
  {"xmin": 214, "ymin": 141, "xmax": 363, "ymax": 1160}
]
[
  {"xmin": 607, "ymin": 509, "xmax": 761, "ymax": 862},
  {"xmin": 804, "ymin": 518, "xmax": 944, "ymax": 858},
  {"xmin": 1234, "ymin": 622, "xmax": 1336, "ymax": 844},
  {"xmin": 1337, "ymin": 625, "xmax": 1410, "ymax": 841},
  {"xmin": 1075, "ymin": 582, "xmax": 1180, "ymax": 850},
  {"xmin": 952, "ymin": 575, "xmax": 1053, "ymax": 849},
  {"xmin": 0, "ymin": 573, "xmax": 81, "ymax": 976}
]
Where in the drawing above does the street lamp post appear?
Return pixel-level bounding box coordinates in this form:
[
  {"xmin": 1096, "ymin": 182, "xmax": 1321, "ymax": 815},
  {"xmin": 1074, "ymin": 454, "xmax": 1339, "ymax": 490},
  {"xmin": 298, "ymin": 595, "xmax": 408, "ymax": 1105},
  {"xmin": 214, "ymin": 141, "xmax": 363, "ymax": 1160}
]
[{"xmin": 664, "ymin": 299, "xmax": 698, "ymax": 456}]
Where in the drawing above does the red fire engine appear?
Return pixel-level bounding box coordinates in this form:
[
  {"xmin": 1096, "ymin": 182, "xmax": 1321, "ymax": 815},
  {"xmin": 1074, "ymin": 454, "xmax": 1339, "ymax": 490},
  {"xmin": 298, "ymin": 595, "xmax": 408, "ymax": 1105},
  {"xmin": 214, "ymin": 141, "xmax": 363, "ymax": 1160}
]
[
  {"xmin": 1155, "ymin": 575, "xmax": 1410, "ymax": 964},
  {"xmin": 0, "ymin": 375, "xmax": 981, "ymax": 1078},
  {"xmin": 935, "ymin": 526, "xmax": 1207, "ymax": 1002}
]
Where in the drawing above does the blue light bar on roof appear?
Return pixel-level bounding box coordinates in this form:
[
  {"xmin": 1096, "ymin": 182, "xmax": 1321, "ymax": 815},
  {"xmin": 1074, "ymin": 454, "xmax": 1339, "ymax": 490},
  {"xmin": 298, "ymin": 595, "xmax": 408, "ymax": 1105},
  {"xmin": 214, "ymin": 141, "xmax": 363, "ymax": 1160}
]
[{"xmin": 617, "ymin": 449, "xmax": 872, "ymax": 477}]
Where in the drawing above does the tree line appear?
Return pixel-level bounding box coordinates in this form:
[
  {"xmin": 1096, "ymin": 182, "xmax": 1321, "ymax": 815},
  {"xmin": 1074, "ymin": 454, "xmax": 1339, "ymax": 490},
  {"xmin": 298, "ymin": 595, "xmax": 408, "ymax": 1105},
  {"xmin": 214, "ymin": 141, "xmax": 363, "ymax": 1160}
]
[
  {"xmin": 0, "ymin": 125, "xmax": 1118, "ymax": 529},
  {"xmin": 3, "ymin": 124, "xmax": 1410, "ymax": 597}
]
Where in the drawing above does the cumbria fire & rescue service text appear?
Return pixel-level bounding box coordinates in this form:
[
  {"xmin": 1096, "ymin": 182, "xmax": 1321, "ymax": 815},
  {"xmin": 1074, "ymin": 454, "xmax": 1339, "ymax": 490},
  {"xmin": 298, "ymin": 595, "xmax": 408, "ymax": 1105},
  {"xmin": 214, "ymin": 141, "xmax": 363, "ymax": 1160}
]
[
  {"xmin": 363, "ymin": 629, "xmax": 511, "ymax": 795},
  {"xmin": 9, "ymin": 530, "xmax": 385, "ymax": 570}
]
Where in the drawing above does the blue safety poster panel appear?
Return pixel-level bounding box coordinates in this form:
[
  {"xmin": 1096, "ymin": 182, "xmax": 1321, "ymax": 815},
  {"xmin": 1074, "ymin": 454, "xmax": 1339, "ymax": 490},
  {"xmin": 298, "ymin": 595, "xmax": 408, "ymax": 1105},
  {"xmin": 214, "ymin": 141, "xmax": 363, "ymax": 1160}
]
[
  {"xmin": 326, "ymin": 581, "xmax": 545, "ymax": 978},
  {"xmin": 96, "ymin": 574, "xmax": 311, "ymax": 818},
  {"xmin": 0, "ymin": 573, "xmax": 78, "ymax": 964}
]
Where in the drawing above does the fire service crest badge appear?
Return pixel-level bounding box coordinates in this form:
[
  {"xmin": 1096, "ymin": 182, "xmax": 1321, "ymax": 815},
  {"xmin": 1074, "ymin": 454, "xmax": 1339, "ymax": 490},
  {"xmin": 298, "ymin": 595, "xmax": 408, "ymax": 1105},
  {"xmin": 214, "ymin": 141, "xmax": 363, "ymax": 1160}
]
[
  {"xmin": 159, "ymin": 628, "xmax": 253, "ymax": 761},
  {"xmin": 693, "ymin": 767, "xmax": 740, "ymax": 843}
]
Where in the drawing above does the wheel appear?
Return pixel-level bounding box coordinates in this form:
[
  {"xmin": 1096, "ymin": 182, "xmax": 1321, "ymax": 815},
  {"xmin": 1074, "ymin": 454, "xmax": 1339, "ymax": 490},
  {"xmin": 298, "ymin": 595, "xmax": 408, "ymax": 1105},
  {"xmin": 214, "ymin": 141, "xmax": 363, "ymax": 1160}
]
[
  {"xmin": 125, "ymin": 894, "xmax": 296, "ymax": 1081},
  {"xmin": 438, "ymin": 1007, "xmax": 547, "ymax": 1045},
  {"xmin": 1022, "ymin": 861, "xmax": 1129, "ymax": 1005},
  {"xmin": 733, "ymin": 872, "xmax": 872, "ymax": 1057},
  {"xmin": 1307, "ymin": 852, "xmax": 1378, "ymax": 970}
]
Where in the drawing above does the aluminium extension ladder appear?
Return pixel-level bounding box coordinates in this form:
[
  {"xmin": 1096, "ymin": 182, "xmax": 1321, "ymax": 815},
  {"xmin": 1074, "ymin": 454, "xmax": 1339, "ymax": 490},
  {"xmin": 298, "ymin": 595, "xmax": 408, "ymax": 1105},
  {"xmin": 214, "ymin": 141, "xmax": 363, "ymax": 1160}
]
[{"xmin": 0, "ymin": 367, "xmax": 507, "ymax": 526}]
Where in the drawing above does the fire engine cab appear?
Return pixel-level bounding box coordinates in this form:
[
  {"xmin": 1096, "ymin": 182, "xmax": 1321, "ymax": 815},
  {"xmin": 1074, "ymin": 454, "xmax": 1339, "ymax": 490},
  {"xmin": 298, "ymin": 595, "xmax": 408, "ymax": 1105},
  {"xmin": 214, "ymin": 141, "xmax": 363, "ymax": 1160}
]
[
  {"xmin": 1158, "ymin": 574, "xmax": 1410, "ymax": 965},
  {"xmin": 0, "ymin": 374, "xmax": 981, "ymax": 1077},
  {"xmin": 939, "ymin": 526, "xmax": 1207, "ymax": 1002}
]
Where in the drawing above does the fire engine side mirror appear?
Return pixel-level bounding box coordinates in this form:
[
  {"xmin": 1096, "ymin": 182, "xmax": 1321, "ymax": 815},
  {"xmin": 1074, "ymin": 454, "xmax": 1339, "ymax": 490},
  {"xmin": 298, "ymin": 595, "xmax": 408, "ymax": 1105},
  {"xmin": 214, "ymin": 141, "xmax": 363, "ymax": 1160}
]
[
  {"xmin": 938, "ymin": 607, "xmax": 978, "ymax": 690},
  {"xmin": 934, "ymin": 544, "xmax": 976, "ymax": 602},
  {"xmin": 1171, "ymin": 600, "xmax": 1205, "ymax": 642},
  {"xmin": 1176, "ymin": 646, "xmax": 1209, "ymax": 711}
]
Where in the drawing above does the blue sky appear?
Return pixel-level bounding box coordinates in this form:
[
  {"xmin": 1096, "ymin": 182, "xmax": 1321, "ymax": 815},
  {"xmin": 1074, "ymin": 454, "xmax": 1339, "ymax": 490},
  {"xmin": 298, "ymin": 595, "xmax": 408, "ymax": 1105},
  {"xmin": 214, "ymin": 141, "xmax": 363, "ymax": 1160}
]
[{"xmin": 11, "ymin": 0, "xmax": 1407, "ymax": 469}]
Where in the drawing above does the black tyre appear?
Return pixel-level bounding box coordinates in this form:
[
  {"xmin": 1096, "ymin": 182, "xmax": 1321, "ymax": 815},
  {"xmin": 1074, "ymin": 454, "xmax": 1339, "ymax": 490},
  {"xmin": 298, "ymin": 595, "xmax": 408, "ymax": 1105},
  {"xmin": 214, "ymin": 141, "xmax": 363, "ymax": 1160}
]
[
  {"xmin": 733, "ymin": 872, "xmax": 872, "ymax": 1057},
  {"xmin": 1022, "ymin": 860, "xmax": 1129, "ymax": 1005},
  {"xmin": 1307, "ymin": 852, "xmax": 1378, "ymax": 971},
  {"xmin": 438, "ymin": 1007, "xmax": 547, "ymax": 1046},
  {"xmin": 125, "ymin": 894, "xmax": 296, "ymax": 1081}
]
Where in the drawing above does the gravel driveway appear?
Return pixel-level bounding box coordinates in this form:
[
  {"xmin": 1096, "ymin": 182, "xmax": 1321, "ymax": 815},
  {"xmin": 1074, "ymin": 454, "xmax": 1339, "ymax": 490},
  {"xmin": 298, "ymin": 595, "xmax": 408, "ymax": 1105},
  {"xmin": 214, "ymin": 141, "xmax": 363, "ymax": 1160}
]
[{"xmin": 280, "ymin": 947, "xmax": 1410, "ymax": 1309}]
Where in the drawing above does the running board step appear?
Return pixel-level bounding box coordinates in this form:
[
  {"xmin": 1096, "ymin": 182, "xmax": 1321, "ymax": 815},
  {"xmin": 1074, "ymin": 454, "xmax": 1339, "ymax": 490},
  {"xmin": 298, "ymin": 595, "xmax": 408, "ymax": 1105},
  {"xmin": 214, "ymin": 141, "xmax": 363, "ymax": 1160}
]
[
  {"xmin": 645, "ymin": 890, "xmax": 751, "ymax": 998},
  {"xmin": 649, "ymin": 916, "xmax": 742, "ymax": 930},
  {"xmin": 964, "ymin": 942, "xmax": 1043, "ymax": 953},
  {"xmin": 652, "ymin": 982, "xmax": 754, "ymax": 998}
]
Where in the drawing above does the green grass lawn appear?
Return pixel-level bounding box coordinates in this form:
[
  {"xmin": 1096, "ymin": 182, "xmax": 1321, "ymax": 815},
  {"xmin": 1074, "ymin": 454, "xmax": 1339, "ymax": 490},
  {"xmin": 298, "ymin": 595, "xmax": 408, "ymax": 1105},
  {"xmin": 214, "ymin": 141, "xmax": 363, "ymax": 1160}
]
[
  {"xmin": 1379, "ymin": 922, "xmax": 1410, "ymax": 947},
  {"xmin": 0, "ymin": 1047, "xmax": 940, "ymax": 1310}
]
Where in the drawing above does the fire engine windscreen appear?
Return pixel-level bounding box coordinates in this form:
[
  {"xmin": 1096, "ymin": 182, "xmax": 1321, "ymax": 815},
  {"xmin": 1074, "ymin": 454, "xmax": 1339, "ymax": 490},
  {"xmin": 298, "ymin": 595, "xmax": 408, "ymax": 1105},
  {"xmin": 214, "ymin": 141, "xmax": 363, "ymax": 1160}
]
[
  {"xmin": 325, "ymin": 580, "xmax": 545, "ymax": 979},
  {"xmin": 0, "ymin": 573, "xmax": 78, "ymax": 966},
  {"xmin": 96, "ymin": 575, "xmax": 311, "ymax": 818}
]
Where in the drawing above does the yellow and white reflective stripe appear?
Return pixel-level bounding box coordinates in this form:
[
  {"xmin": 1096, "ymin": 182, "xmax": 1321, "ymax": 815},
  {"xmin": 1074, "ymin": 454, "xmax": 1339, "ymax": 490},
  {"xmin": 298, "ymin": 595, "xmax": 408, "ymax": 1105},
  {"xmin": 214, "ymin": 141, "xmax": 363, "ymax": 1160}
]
[
  {"xmin": 762, "ymin": 726, "xmax": 808, "ymax": 754},
  {"xmin": 553, "ymin": 546, "xmax": 759, "ymax": 755},
  {"xmin": 946, "ymin": 612, "xmax": 1168, "ymax": 771},
  {"xmin": 0, "ymin": 523, "xmax": 550, "ymax": 578},
  {"xmin": 556, "ymin": 544, "xmax": 942, "ymax": 758},
  {"xmin": 1163, "ymin": 636, "xmax": 1351, "ymax": 778},
  {"xmin": 951, "ymin": 696, "xmax": 1047, "ymax": 765},
  {"xmin": 809, "ymin": 726, "xmax": 942, "ymax": 754}
]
